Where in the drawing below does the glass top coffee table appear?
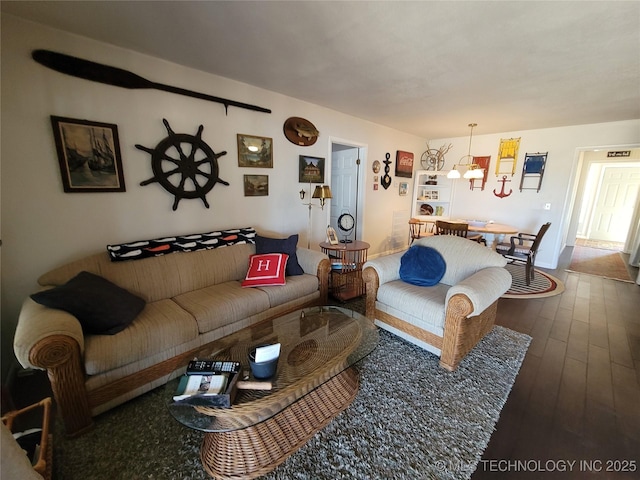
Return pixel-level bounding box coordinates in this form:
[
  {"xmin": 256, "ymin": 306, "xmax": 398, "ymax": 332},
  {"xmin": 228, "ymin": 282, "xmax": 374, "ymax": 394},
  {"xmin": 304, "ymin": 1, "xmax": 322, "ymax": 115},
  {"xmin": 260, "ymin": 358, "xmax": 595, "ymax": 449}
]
[{"xmin": 166, "ymin": 305, "xmax": 378, "ymax": 479}]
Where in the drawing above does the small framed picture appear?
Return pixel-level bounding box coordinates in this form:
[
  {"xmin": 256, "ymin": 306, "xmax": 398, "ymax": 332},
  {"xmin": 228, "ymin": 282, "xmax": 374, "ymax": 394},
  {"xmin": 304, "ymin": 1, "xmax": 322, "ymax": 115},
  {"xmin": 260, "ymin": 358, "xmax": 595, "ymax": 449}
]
[
  {"xmin": 50, "ymin": 116, "xmax": 125, "ymax": 192},
  {"xmin": 237, "ymin": 134, "xmax": 273, "ymax": 168},
  {"xmin": 399, "ymin": 182, "xmax": 408, "ymax": 196},
  {"xmin": 299, "ymin": 155, "xmax": 325, "ymax": 183},
  {"xmin": 243, "ymin": 174, "xmax": 269, "ymax": 196},
  {"xmin": 327, "ymin": 226, "xmax": 339, "ymax": 245}
]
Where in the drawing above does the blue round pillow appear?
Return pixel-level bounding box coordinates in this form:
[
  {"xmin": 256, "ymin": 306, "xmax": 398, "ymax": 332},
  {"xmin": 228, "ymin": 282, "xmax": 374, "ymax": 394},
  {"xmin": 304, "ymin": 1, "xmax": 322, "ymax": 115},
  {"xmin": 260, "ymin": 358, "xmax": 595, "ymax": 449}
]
[{"xmin": 399, "ymin": 245, "xmax": 446, "ymax": 286}]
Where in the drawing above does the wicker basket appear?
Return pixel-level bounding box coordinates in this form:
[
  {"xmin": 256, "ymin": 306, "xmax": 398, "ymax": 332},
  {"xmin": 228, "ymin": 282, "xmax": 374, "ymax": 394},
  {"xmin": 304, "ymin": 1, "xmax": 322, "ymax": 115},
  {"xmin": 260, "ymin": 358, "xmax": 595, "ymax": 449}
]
[{"xmin": 1, "ymin": 397, "xmax": 53, "ymax": 480}]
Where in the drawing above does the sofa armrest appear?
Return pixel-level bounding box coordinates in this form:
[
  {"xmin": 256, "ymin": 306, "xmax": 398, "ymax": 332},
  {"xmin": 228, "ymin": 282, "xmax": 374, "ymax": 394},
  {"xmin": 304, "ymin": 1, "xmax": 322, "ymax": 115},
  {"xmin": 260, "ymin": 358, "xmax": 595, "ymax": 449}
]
[
  {"xmin": 296, "ymin": 247, "xmax": 328, "ymax": 275},
  {"xmin": 445, "ymin": 267, "xmax": 511, "ymax": 316},
  {"xmin": 296, "ymin": 248, "xmax": 330, "ymax": 304},
  {"xmin": 14, "ymin": 298, "xmax": 85, "ymax": 370},
  {"xmin": 362, "ymin": 252, "xmax": 403, "ymax": 286},
  {"xmin": 14, "ymin": 298, "xmax": 94, "ymax": 436}
]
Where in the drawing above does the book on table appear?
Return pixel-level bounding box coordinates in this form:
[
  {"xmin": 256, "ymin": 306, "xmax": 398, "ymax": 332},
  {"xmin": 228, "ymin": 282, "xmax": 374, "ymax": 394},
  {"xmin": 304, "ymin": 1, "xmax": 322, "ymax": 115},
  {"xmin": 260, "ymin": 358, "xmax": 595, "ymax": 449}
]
[{"xmin": 173, "ymin": 374, "xmax": 229, "ymax": 401}]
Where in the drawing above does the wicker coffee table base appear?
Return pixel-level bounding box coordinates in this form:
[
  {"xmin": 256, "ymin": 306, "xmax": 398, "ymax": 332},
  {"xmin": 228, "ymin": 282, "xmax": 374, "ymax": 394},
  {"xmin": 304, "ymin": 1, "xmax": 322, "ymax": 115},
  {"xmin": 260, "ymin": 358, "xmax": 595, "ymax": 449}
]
[{"xmin": 200, "ymin": 367, "xmax": 359, "ymax": 479}]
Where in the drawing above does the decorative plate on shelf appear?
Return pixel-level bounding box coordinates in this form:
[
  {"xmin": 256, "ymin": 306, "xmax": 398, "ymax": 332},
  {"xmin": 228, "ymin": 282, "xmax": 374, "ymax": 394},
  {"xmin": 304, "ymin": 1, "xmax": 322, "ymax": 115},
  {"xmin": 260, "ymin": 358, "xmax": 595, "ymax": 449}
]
[{"xmin": 420, "ymin": 204, "xmax": 434, "ymax": 215}]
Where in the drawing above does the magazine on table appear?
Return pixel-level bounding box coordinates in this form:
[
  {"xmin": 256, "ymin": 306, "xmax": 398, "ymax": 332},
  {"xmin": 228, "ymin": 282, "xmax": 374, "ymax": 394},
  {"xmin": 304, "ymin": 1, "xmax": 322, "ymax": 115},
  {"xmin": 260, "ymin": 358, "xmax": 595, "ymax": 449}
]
[{"xmin": 173, "ymin": 374, "xmax": 229, "ymax": 401}]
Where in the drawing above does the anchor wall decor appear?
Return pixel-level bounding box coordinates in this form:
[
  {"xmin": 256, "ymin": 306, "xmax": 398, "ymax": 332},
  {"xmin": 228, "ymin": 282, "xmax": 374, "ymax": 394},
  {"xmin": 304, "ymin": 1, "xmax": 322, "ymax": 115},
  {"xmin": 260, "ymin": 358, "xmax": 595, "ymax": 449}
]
[
  {"xmin": 381, "ymin": 153, "xmax": 392, "ymax": 190},
  {"xmin": 493, "ymin": 175, "xmax": 512, "ymax": 198}
]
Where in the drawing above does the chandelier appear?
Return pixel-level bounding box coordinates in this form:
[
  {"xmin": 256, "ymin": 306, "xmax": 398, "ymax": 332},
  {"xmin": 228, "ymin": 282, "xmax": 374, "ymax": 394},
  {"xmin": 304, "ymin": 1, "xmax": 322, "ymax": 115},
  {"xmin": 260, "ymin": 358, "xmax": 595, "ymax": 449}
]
[{"xmin": 447, "ymin": 123, "xmax": 484, "ymax": 179}]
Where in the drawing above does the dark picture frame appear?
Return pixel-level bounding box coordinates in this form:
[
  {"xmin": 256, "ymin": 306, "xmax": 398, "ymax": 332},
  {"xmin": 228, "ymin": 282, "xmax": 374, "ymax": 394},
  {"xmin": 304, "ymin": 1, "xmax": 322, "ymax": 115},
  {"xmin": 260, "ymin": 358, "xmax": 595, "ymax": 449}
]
[
  {"xmin": 243, "ymin": 174, "xmax": 269, "ymax": 196},
  {"xmin": 299, "ymin": 155, "xmax": 325, "ymax": 183},
  {"xmin": 395, "ymin": 150, "xmax": 414, "ymax": 178},
  {"xmin": 237, "ymin": 134, "xmax": 273, "ymax": 168},
  {"xmin": 50, "ymin": 116, "xmax": 125, "ymax": 192}
]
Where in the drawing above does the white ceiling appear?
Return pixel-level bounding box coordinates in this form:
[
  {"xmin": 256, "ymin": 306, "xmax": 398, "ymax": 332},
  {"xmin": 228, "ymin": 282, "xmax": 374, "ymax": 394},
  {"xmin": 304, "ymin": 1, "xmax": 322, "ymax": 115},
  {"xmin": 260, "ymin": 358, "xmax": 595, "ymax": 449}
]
[{"xmin": 3, "ymin": 1, "xmax": 639, "ymax": 139}]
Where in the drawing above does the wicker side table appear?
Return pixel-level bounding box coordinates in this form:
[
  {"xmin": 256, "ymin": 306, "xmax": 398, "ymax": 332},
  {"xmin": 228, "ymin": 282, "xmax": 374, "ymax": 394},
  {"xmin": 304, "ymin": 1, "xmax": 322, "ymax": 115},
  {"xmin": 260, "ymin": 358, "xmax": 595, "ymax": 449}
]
[{"xmin": 320, "ymin": 240, "xmax": 370, "ymax": 301}]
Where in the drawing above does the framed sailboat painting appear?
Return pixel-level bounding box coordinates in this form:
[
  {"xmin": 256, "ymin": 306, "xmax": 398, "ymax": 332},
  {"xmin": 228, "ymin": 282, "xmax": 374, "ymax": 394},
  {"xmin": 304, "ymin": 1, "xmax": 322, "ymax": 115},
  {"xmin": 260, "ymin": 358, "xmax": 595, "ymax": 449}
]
[{"xmin": 50, "ymin": 116, "xmax": 126, "ymax": 192}]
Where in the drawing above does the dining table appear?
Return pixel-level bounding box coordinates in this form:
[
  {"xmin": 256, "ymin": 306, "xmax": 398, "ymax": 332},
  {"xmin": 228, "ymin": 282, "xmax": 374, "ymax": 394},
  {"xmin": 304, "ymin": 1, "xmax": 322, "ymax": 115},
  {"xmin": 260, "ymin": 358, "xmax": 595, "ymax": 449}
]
[
  {"xmin": 463, "ymin": 221, "xmax": 518, "ymax": 248},
  {"xmin": 414, "ymin": 219, "xmax": 519, "ymax": 248}
]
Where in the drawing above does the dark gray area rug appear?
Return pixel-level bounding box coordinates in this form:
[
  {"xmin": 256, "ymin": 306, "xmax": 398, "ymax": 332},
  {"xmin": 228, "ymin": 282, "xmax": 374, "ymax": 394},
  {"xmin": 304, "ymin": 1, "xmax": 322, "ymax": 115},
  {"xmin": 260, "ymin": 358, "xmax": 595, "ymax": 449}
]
[{"xmin": 53, "ymin": 326, "xmax": 530, "ymax": 480}]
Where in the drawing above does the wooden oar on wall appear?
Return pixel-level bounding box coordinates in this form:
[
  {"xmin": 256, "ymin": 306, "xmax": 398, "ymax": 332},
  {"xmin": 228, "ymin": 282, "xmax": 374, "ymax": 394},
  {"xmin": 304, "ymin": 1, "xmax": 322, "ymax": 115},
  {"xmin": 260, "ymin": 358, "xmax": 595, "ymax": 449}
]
[{"xmin": 32, "ymin": 49, "xmax": 271, "ymax": 115}]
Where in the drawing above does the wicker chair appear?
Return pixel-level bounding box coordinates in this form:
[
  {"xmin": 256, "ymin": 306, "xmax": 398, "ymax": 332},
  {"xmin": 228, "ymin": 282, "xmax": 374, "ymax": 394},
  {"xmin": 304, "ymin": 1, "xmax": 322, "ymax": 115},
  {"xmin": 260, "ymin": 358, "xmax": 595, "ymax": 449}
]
[
  {"xmin": 495, "ymin": 222, "xmax": 551, "ymax": 285},
  {"xmin": 435, "ymin": 220, "xmax": 485, "ymax": 245}
]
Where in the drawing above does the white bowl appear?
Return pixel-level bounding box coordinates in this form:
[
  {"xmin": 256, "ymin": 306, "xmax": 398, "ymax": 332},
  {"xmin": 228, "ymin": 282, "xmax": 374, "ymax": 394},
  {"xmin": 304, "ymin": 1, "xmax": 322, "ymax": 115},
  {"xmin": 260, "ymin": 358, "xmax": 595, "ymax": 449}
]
[{"xmin": 467, "ymin": 220, "xmax": 487, "ymax": 227}]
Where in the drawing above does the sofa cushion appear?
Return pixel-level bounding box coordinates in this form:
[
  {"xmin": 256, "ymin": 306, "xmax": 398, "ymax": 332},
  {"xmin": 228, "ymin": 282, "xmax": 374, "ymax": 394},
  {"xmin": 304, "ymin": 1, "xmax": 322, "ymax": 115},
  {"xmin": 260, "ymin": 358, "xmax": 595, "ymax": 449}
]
[
  {"xmin": 377, "ymin": 280, "xmax": 449, "ymax": 332},
  {"xmin": 37, "ymin": 243, "xmax": 258, "ymax": 303},
  {"xmin": 255, "ymin": 234, "xmax": 304, "ymax": 276},
  {"xmin": 256, "ymin": 274, "xmax": 321, "ymax": 306},
  {"xmin": 174, "ymin": 281, "xmax": 271, "ymax": 334},
  {"xmin": 83, "ymin": 299, "xmax": 199, "ymax": 375},
  {"xmin": 30, "ymin": 271, "xmax": 145, "ymax": 335},
  {"xmin": 399, "ymin": 246, "xmax": 446, "ymax": 286},
  {"xmin": 413, "ymin": 235, "xmax": 507, "ymax": 286},
  {"xmin": 241, "ymin": 253, "xmax": 289, "ymax": 287}
]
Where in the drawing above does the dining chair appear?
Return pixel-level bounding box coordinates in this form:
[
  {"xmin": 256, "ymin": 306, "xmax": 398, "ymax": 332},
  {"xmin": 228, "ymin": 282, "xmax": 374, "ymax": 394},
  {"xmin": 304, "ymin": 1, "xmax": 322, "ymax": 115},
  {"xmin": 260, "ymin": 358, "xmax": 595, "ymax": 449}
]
[
  {"xmin": 435, "ymin": 220, "xmax": 486, "ymax": 245},
  {"xmin": 408, "ymin": 218, "xmax": 423, "ymax": 244},
  {"xmin": 495, "ymin": 222, "xmax": 551, "ymax": 285}
]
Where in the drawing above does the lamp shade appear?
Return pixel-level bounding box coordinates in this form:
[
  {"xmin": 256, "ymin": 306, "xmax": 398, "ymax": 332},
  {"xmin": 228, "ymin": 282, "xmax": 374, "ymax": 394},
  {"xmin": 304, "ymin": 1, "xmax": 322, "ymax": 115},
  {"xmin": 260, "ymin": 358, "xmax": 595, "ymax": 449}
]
[
  {"xmin": 312, "ymin": 185, "xmax": 332, "ymax": 199},
  {"xmin": 447, "ymin": 168, "xmax": 461, "ymax": 179}
]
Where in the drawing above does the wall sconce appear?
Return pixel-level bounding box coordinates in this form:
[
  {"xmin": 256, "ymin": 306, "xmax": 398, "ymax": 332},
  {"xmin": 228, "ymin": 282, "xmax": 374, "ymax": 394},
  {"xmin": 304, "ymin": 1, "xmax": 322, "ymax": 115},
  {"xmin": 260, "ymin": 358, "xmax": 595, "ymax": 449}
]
[{"xmin": 447, "ymin": 123, "xmax": 484, "ymax": 180}]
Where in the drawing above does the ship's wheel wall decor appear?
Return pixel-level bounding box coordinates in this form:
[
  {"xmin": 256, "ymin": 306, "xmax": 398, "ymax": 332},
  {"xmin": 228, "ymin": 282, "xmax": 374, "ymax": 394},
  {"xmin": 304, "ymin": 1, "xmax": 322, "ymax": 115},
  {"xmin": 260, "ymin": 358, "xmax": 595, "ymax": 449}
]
[
  {"xmin": 136, "ymin": 119, "xmax": 229, "ymax": 211},
  {"xmin": 420, "ymin": 142, "xmax": 452, "ymax": 170}
]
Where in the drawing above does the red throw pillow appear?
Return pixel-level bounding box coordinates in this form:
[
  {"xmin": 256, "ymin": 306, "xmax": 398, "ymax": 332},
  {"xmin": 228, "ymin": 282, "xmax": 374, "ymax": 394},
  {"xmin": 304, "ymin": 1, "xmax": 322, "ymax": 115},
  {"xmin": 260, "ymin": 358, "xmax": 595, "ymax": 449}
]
[{"xmin": 241, "ymin": 253, "xmax": 289, "ymax": 287}]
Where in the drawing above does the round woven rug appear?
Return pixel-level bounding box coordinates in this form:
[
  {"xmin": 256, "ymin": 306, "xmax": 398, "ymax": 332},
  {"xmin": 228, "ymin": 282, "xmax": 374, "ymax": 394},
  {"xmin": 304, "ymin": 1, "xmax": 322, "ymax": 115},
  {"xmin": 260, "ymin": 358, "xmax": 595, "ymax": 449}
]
[{"xmin": 502, "ymin": 263, "xmax": 565, "ymax": 299}]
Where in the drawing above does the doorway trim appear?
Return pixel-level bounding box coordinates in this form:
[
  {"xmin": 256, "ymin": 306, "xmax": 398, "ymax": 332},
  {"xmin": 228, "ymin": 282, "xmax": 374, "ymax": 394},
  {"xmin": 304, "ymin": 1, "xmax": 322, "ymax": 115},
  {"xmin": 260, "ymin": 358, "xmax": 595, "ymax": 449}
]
[
  {"xmin": 564, "ymin": 144, "xmax": 640, "ymax": 253},
  {"xmin": 328, "ymin": 137, "xmax": 367, "ymax": 242}
]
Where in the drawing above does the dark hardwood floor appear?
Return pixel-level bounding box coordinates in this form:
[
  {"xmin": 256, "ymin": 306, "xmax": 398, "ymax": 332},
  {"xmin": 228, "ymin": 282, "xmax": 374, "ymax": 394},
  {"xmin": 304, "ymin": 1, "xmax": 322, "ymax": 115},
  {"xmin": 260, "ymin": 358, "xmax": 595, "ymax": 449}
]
[{"xmin": 474, "ymin": 246, "xmax": 640, "ymax": 479}]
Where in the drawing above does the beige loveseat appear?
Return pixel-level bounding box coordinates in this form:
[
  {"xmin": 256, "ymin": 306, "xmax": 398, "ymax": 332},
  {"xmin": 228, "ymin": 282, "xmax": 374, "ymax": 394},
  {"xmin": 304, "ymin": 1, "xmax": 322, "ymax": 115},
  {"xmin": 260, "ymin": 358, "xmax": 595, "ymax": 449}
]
[
  {"xmin": 362, "ymin": 235, "xmax": 511, "ymax": 371},
  {"xmin": 13, "ymin": 236, "xmax": 329, "ymax": 436}
]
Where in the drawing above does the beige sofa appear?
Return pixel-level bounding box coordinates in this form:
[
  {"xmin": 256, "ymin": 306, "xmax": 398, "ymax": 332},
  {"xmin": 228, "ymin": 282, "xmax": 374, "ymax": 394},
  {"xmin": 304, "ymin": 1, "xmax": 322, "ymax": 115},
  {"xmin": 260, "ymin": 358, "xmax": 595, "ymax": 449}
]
[
  {"xmin": 13, "ymin": 240, "xmax": 329, "ymax": 436},
  {"xmin": 362, "ymin": 235, "xmax": 511, "ymax": 371}
]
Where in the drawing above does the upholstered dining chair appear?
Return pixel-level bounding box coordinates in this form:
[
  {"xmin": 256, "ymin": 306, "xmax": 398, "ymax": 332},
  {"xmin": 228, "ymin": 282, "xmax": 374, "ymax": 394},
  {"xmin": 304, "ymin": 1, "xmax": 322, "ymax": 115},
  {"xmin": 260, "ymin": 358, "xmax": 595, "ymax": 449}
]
[
  {"xmin": 435, "ymin": 220, "xmax": 485, "ymax": 245},
  {"xmin": 495, "ymin": 222, "xmax": 551, "ymax": 285}
]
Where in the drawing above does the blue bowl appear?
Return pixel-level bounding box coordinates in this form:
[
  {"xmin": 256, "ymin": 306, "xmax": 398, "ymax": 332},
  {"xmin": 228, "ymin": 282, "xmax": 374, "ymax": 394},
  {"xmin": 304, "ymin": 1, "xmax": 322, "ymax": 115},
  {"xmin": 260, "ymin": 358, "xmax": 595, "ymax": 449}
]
[{"xmin": 248, "ymin": 348, "xmax": 278, "ymax": 379}]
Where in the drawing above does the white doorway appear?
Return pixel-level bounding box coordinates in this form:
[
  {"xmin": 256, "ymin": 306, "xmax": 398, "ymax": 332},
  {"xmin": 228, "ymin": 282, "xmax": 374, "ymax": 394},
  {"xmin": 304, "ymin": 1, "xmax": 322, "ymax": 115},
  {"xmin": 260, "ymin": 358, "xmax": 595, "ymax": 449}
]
[
  {"xmin": 330, "ymin": 141, "xmax": 366, "ymax": 242},
  {"xmin": 577, "ymin": 164, "xmax": 640, "ymax": 243},
  {"xmin": 566, "ymin": 147, "xmax": 640, "ymax": 255}
]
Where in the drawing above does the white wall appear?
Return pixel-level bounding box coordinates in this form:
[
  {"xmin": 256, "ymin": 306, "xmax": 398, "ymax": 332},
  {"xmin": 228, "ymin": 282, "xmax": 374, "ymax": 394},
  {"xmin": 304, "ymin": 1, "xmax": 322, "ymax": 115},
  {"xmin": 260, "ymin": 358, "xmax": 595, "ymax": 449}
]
[
  {"xmin": 3, "ymin": 15, "xmax": 640, "ymax": 377},
  {"xmin": 0, "ymin": 15, "xmax": 427, "ymax": 373},
  {"xmin": 428, "ymin": 123, "xmax": 640, "ymax": 270}
]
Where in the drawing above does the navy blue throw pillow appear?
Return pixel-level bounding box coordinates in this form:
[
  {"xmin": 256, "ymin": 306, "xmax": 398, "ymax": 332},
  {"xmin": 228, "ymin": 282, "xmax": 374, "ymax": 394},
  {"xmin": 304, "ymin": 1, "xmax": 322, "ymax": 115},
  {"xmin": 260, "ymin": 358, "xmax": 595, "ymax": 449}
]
[
  {"xmin": 30, "ymin": 271, "xmax": 145, "ymax": 335},
  {"xmin": 399, "ymin": 245, "xmax": 446, "ymax": 286},
  {"xmin": 255, "ymin": 234, "xmax": 304, "ymax": 276}
]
